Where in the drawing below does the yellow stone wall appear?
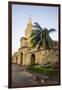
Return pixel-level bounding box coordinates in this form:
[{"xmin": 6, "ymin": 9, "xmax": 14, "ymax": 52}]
[
  {"xmin": 17, "ymin": 51, "xmax": 21, "ymax": 64},
  {"xmin": 12, "ymin": 48, "xmax": 58, "ymax": 65},
  {"xmin": 12, "ymin": 56, "xmax": 16, "ymax": 63}
]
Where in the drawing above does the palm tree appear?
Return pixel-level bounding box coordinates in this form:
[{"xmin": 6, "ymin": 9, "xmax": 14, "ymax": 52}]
[{"xmin": 30, "ymin": 22, "xmax": 56, "ymax": 62}]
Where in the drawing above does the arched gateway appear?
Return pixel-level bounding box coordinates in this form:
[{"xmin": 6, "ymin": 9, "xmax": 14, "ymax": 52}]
[
  {"xmin": 20, "ymin": 52, "xmax": 23, "ymax": 65},
  {"xmin": 31, "ymin": 54, "xmax": 35, "ymax": 64}
]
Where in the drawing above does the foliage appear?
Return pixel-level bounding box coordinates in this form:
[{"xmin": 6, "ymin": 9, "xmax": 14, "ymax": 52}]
[
  {"xmin": 27, "ymin": 62, "xmax": 58, "ymax": 80},
  {"xmin": 30, "ymin": 22, "xmax": 56, "ymax": 50}
]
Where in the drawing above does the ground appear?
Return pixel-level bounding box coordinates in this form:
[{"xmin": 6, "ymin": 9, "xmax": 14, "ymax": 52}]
[
  {"xmin": 12, "ymin": 64, "xmax": 39, "ymax": 87},
  {"xmin": 12, "ymin": 64, "xmax": 59, "ymax": 88}
]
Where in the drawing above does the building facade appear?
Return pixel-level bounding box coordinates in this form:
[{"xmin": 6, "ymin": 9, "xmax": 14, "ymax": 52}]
[{"xmin": 12, "ymin": 18, "xmax": 58, "ymax": 65}]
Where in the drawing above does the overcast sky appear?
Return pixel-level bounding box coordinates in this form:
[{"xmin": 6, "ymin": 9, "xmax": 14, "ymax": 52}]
[{"xmin": 12, "ymin": 4, "xmax": 59, "ymax": 54}]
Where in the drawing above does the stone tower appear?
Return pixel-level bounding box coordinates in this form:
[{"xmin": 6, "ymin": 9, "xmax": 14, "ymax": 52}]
[
  {"xmin": 25, "ymin": 16, "xmax": 32, "ymax": 38},
  {"xmin": 20, "ymin": 17, "xmax": 33, "ymax": 47}
]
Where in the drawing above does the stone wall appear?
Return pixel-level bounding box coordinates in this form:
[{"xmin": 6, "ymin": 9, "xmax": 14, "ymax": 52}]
[{"xmin": 12, "ymin": 48, "xmax": 58, "ymax": 65}]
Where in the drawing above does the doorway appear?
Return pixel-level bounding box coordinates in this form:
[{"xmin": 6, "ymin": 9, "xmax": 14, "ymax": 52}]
[
  {"xmin": 21, "ymin": 52, "xmax": 23, "ymax": 65},
  {"xmin": 31, "ymin": 54, "xmax": 35, "ymax": 64}
]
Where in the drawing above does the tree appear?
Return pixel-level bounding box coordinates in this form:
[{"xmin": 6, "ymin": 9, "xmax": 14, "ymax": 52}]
[{"xmin": 30, "ymin": 22, "xmax": 56, "ymax": 63}]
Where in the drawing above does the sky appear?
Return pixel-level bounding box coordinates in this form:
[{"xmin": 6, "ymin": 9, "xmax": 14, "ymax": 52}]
[{"xmin": 12, "ymin": 4, "xmax": 59, "ymax": 54}]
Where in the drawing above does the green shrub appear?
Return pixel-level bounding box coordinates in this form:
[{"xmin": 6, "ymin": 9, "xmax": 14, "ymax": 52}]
[{"xmin": 27, "ymin": 64, "xmax": 58, "ymax": 79}]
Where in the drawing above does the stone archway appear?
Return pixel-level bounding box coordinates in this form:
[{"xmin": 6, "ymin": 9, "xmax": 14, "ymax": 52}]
[
  {"xmin": 16, "ymin": 56, "xmax": 18, "ymax": 64},
  {"xmin": 20, "ymin": 52, "xmax": 23, "ymax": 65},
  {"xmin": 31, "ymin": 54, "xmax": 35, "ymax": 64}
]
